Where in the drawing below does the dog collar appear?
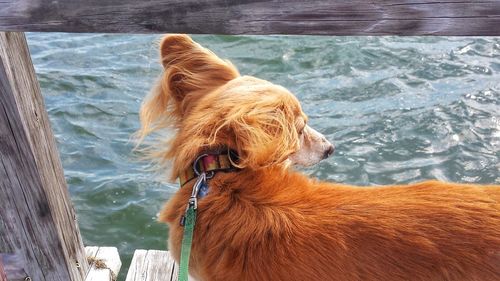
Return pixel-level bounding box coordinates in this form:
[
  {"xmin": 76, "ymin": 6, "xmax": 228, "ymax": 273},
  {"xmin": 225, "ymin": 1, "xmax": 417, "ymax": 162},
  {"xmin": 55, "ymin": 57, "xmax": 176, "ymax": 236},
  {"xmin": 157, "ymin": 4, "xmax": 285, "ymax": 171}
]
[{"xmin": 179, "ymin": 149, "xmax": 239, "ymax": 187}]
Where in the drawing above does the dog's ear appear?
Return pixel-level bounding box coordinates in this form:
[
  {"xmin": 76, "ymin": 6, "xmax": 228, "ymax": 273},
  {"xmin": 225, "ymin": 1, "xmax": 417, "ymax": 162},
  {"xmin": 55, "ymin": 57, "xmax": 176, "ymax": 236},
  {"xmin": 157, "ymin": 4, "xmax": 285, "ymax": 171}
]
[
  {"xmin": 159, "ymin": 34, "xmax": 239, "ymax": 103},
  {"xmin": 228, "ymin": 98, "xmax": 300, "ymax": 170},
  {"xmin": 137, "ymin": 34, "xmax": 239, "ymax": 140}
]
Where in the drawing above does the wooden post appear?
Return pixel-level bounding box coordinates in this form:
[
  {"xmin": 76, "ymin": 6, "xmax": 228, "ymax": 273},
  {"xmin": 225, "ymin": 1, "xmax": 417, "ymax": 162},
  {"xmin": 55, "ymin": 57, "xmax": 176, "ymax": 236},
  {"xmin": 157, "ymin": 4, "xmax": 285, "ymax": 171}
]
[{"xmin": 0, "ymin": 32, "xmax": 88, "ymax": 280}]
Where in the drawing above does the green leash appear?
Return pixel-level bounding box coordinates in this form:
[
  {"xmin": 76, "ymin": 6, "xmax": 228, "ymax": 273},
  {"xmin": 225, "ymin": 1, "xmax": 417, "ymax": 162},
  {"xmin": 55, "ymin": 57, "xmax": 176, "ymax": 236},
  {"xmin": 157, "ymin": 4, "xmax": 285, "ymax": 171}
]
[
  {"xmin": 178, "ymin": 206, "xmax": 196, "ymax": 280},
  {"xmin": 178, "ymin": 173, "xmax": 206, "ymax": 281}
]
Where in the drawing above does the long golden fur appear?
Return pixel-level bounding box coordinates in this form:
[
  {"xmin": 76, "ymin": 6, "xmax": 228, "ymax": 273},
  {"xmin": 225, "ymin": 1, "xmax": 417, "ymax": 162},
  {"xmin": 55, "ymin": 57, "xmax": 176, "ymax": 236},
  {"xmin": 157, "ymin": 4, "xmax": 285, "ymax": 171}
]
[{"xmin": 137, "ymin": 34, "xmax": 500, "ymax": 281}]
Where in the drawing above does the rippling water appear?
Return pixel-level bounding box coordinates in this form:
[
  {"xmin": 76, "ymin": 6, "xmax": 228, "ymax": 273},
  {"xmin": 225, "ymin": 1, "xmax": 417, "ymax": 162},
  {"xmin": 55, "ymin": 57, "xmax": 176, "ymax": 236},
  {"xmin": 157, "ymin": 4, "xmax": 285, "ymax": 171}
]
[{"xmin": 26, "ymin": 33, "xmax": 499, "ymax": 279}]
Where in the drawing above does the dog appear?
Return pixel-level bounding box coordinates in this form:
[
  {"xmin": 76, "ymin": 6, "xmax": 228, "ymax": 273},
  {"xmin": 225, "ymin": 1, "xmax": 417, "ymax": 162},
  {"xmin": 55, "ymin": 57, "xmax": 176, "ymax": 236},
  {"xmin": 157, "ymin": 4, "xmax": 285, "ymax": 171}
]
[{"xmin": 137, "ymin": 34, "xmax": 500, "ymax": 281}]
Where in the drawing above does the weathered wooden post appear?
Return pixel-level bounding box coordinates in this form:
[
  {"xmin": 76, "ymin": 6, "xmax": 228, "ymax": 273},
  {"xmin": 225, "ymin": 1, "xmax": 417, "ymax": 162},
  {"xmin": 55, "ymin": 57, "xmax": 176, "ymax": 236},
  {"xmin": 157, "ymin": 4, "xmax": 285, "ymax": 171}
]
[{"xmin": 0, "ymin": 32, "xmax": 88, "ymax": 281}]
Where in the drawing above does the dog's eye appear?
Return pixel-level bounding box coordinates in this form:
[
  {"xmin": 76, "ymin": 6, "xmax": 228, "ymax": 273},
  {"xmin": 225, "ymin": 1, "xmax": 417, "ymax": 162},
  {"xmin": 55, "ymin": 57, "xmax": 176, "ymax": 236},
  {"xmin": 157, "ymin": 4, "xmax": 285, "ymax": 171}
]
[{"xmin": 298, "ymin": 128, "xmax": 304, "ymax": 135}]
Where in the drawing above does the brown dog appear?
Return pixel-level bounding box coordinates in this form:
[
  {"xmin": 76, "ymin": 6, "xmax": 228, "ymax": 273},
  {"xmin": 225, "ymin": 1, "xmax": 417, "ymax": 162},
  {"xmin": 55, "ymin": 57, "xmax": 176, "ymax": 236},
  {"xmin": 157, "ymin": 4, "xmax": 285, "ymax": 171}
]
[{"xmin": 137, "ymin": 34, "xmax": 500, "ymax": 281}]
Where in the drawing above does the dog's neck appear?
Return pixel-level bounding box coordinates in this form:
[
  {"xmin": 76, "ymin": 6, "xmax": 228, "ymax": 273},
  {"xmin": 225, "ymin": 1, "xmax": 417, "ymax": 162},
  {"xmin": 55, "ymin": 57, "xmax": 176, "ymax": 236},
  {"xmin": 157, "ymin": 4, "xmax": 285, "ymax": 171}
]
[{"xmin": 179, "ymin": 149, "xmax": 239, "ymax": 186}]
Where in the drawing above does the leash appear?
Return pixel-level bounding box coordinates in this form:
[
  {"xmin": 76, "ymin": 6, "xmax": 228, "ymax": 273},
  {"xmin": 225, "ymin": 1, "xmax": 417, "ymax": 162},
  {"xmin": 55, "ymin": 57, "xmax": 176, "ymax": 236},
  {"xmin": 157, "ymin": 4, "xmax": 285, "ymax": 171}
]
[
  {"xmin": 178, "ymin": 172, "xmax": 206, "ymax": 281},
  {"xmin": 177, "ymin": 150, "xmax": 239, "ymax": 281}
]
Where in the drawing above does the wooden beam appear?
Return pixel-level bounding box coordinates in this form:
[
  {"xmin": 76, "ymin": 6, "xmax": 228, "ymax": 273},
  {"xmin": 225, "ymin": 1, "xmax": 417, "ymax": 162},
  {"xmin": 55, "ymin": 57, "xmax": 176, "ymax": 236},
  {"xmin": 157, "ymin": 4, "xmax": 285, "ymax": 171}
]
[
  {"xmin": 0, "ymin": 32, "xmax": 88, "ymax": 281},
  {"xmin": 0, "ymin": 0, "xmax": 500, "ymax": 35}
]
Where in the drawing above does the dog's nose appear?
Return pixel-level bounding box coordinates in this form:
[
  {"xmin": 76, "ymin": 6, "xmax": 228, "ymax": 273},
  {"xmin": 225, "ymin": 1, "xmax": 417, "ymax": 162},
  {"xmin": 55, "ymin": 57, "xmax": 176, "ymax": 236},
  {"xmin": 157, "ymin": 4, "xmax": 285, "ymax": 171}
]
[{"xmin": 323, "ymin": 144, "xmax": 335, "ymax": 159}]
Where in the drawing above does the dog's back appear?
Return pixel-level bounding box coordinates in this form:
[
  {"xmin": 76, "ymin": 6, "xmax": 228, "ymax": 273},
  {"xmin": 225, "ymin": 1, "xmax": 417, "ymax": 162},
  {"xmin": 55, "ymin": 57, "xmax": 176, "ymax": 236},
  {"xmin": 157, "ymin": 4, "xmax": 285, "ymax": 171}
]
[
  {"xmin": 313, "ymin": 180, "xmax": 500, "ymax": 281},
  {"xmin": 163, "ymin": 170, "xmax": 500, "ymax": 281}
]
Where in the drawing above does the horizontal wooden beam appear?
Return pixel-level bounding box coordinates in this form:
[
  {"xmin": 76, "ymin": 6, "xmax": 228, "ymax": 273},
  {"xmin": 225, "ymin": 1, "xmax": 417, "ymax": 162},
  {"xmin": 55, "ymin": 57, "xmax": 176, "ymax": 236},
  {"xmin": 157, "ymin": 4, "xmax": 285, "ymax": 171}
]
[{"xmin": 0, "ymin": 0, "xmax": 500, "ymax": 35}]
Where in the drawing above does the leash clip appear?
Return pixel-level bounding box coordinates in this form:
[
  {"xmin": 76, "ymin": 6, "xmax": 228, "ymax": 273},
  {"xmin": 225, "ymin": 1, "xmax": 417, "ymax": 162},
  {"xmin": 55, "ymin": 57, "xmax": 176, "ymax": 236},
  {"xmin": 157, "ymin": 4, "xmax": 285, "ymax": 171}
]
[
  {"xmin": 190, "ymin": 172, "xmax": 206, "ymax": 210},
  {"xmin": 180, "ymin": 172, "xmax": 206, "ymax": 226}
]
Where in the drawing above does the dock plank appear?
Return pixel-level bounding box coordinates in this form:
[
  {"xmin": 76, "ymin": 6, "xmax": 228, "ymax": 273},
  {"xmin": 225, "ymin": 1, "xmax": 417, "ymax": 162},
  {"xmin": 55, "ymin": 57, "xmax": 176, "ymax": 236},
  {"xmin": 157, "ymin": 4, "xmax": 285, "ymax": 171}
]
[
  {"xmin": 85, "ymin": 247, "xmax": 122, "ymax": 281},
  {"xmin": 125, "ymin": 250, "xmax": 193, "ymax": 281}
]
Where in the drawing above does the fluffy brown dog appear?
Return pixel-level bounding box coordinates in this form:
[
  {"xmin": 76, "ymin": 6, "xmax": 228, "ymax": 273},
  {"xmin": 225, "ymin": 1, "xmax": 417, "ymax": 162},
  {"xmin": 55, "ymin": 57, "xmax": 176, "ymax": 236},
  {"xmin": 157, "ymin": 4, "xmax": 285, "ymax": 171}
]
[{"xmin": 137, "ymin": 34, "xmax": 500, "ymax": 281}]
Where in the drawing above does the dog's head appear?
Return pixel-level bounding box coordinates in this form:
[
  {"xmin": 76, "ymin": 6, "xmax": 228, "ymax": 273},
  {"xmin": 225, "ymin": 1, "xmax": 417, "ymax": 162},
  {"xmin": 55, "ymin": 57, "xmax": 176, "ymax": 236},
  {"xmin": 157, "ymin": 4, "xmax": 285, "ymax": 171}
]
[{"xmin": 137, "ymin": 34, "xmax": 334, "ymax": 179}]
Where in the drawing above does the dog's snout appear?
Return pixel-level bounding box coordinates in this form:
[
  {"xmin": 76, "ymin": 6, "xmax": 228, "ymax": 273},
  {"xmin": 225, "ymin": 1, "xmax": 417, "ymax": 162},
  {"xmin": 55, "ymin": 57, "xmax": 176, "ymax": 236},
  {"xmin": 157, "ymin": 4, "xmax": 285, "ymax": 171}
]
[{"xmin": 323, "ymin": 144, "xmax": 335, "ymax": 159}]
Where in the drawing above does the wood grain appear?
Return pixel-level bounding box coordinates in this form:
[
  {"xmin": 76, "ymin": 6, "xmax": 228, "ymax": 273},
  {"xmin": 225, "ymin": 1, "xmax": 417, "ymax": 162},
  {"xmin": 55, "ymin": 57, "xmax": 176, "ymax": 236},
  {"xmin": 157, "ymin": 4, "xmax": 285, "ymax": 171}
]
[
  {"xmin": 0, "ymin": 256, "xmax": 5, "ymax": 281},
  {"xmin": 0, "ymin": 31, "xmax": 88, "ymax": 281},
  {"xmin": 125, "ymin": 250, "xmax": 192, "ymax": 281},
  {"xmin": 0, "ymin": 253, "xmax": 27, "ymax": 281},
  {"xmin": 85, "ymin": 246, "xmax": 122, "ymax": 281},
  {"xmin": 0, "ymin": 0, "xmax": 499, "ymax": 35}
]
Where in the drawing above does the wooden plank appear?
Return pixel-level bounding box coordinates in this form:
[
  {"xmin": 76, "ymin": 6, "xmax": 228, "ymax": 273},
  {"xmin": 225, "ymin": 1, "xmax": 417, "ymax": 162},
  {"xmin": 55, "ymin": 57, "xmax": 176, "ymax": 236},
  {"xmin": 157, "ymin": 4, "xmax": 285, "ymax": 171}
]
[
  {"xmin": 125, "ymin": 250, "xmax": 190, "ymax": 281},
  {"xmin": 0, "ymin": 32, "xmax": 87, "ymax": 280},
  {"xmin": 170, "ymin": 258, "xmax": 179, "ymax": 281},
  {"xmin": 0, "ymin": 0, "xmax": 500, "ymax": 35},
  {"xmin": 85, "ymin": 247, "xmax": 122, "ymax": 281}
]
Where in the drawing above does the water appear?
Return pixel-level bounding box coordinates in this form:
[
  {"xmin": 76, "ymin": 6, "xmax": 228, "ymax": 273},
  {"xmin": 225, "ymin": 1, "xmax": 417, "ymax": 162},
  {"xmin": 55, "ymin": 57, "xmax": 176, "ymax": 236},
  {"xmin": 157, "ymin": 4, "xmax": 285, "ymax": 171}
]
[{"xmin": 26, "ymin": 33, "xmax": 500, "ymax": 279}]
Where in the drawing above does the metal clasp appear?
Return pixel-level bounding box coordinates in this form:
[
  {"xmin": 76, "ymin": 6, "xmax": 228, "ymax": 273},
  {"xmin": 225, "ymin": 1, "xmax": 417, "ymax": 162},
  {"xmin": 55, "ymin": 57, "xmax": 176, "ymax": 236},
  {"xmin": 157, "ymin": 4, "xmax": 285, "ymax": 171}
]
[
  {"xmin": 180, "ymin": 172, "xmax": 206, "ymax": 226},
  {"xmin": 190, "ymin": 172, "xmax": 206, "ymax": 210}
]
